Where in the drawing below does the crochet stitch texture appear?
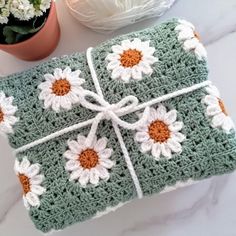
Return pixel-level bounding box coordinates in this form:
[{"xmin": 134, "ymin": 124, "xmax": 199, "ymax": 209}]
[{"xmin": 0, "ymin": 19, "xmax": 236, "ymax": 232}]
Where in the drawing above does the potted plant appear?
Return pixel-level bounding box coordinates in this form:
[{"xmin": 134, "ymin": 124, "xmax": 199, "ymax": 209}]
[{"xmin": 0, "ymin": 0, "xmax": 60, "ymax": 61}]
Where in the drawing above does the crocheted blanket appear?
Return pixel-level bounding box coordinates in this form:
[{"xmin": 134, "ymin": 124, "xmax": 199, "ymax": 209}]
[{"xmin": 0, "ymin": 19, "xmax": 236, "ymax": 233}]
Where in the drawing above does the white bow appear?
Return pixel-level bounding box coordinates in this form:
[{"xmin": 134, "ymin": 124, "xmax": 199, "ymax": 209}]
[{"xmin": 79, "ymin": 88, "xmax": 150, "ymax": 147}]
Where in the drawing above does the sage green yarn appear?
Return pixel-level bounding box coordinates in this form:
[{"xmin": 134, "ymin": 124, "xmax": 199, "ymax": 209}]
[{"xmin": 0, "ymin": 18, "xmax": 236, "ymax": 233}]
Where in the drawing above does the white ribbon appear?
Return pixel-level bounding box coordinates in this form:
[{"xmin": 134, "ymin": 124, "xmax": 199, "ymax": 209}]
[
  {"xmin": 79, "ymin": 88, "xmax": 150, "ymax": 147},
  {"xmin": 14, "ymin": 47, "xmax": 212, "ymax": 199}
]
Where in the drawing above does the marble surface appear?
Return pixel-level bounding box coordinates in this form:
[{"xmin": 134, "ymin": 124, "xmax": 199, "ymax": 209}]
[{"xmin": 0, "ymin": 0, "xmax": 236, "ymax": 235}]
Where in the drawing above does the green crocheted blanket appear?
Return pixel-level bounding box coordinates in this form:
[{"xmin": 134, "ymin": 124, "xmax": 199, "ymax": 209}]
[{"xmin": 0, "ymin": 19, "xmax": 236, "ymax": 233}]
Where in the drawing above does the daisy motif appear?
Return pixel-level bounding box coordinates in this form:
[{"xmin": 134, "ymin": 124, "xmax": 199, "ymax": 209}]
[
  {"xmin": 38, "ymin": 67, "xmax": 85, "ymax": 112},
  {"xmin": 0, "ymin": 91, "xmax": 18, "ymax": 134},
  {"xmin": 64, "ymin": 135, "xmax": 115, "ymax": 187},
  {"xmin": 14, "ymin": 157, "xmax": 46, "ymax": 209},
  {"xmin": 203, "ymin": 85, "xmax": 234, "ymax": 133},
  {"xmin": 106, "ymin": 38, "xmax": 158, "ymax": 82},
  {"xmin": 135, "ymin": 104, "xmax": 186, "ymax": 160},
  {"xmin": 175, "ymin": 19, "xmax": 207, "ymax": 60}
]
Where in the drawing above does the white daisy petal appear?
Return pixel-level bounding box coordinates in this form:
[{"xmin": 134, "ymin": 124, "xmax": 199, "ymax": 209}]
[
  {"xmin": 100, "ymin": 159, "xmax": 114, "ymax": 169},
  {"xmin": 44, "ymin": 73, "xmax": 55, "ymax": 81},
  {"xmin": 172, "ymin": 132, "xmax": 186, "ymax": 143},
  {"xmin": 111, "ymin": 45, "xmax": 123, "ymax": 54},
  {"xmin": 26, "ymin": 164, "xmax": 40, "ymax": 178},
  {"xmin": 14, "ymin": 159, "xmax": 20, "ymax": 174},
  {"xmin": 65, "ymin": 160, "xmax": 80, "ymax": 171},
  {"xmin": 89, "ymin": 168, "xmax": 100, "ymax": 185},
  {"xmin": 79, "ymin": 169, "xmax": 90, "ymax": 186},
  {"xmin": 99, "ymin": 148, "xmax": 113, "ymax": 159},
  {"xmin": 156, "ymin": 104, "xmax": 167, "ymax": 120},
  {"xmin": 23, "ymin": 195, "xmax": 30, "ymax": 210},
  {"xmin": 140, "ymin": 140, "xmax": 153, "ymax": 153},
  {"xmin": 151, "ymin": 143, "xmax": 161, "ymax": 159},
  {"xmin": 161, "ymin": 143, "xmax": 172, "ymax": 158},
  {"xmin": 178, "ymin": 28, "xmax": 195, "ymax": 41},
  {"xmin": 206, "ymin": 85, "xmax": 220, "ymax": 97},
  {"xmin": 69, "ymin": 167, "xmax": 83, "ymax": 181},
  {"xmin": 94, "ymin": 137, "xmax": 108, "ymax": 152},
  {"xmin": 31, "ymin": 185, "xmax": 46, "ymax": 195},
  {"xmin": 167, "ymin": 139, "xmax": 182, "ymax": 153},
  {"xmin": 206, "ymin": 105, "xmax": 221, "ymax": 116},
  {"xmin": 30, "ymin": 175, "xmax": 44, "ymax": 185},
  {"xmin": 195, "ymin": 43, "xmax": 207, "ymax": 60},
  {"xmin": 63, "ymin": 150, "xmax": 77, "ymax": 160},
  {"xmin": 135, "ymin": 131, "xmax": 149, "ymax": 142},
  {"xmin": 25, "ymin": 192, "xmax": 40, "ymax": 207},
  {"xmin": 54, "ymin": 68, "xmax": 63, "ymax": 79},
  {"xmin": 203, "ymin": 95, "xmax": 218, "ymax": 105},
  {"xmin": 211, "ymin": 113, "xmax": 225, "ymax": 127},
  {"xmin": 68, "ymin": 140, "xmax": 82, "ymax": 154},
  {"xmin": 77, "ymin": 135, "xmax": 86, "ymax": 146},
  {"xmin": 164, "ymin": 110, "xmax": 177, "ymax": 125},
  {"xmin": 169, "ymin": 121, "xmax": 183, "ymax": 132},
  {"xmin": 222, "ymin": 117, "xmax": 234, "ymax": 133},
  {"xmin": 20, "ymin": 157, "xmax": 31, "ymax": 173},
  {"xmin": 96, "ymin": 165, "xmax": 110, "ymax": 180}
]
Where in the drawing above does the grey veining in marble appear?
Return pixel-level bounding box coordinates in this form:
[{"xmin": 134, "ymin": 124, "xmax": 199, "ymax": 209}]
[{"xmin": 0, "ymin": 0, "xmax": 236, "ymax": 235}]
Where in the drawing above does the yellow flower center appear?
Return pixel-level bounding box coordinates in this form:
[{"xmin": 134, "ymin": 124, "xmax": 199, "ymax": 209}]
[
  {"xmin": 52, "ymin": 79, "xmax": 71, "ymax": 96},
  {"xmin": 0, "ymin": 108, "xmax": 4, "ymax": 123},
  {"xmin": 148, "ymin": 120, "xmax": 171, "ymax": 143},
  {"xmin": 79, "ymin": 149, "xmax": 99, "ymax": 169},
  {"xmin": 194, "ymin": 31, "xmax": 201, "ymax": 40},
  {"xmin": 120, "ymin": 49, "xmax": 142, "ymax": 68},
  {"xmin": 18, "ymin": 174, "xmax": 31, "ymax": 195},
  {"xmin": 218, "ymin": 98, "xmax": 228, "ymax": 115}
]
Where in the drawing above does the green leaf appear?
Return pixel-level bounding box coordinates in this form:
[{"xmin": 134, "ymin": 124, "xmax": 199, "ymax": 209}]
[{"xmin": 3, "ymin": 17, "xmax": 46, "ymax": 44}]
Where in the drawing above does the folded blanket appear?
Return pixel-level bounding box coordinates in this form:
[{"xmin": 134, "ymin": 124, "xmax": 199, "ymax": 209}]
[{"xmin": 0, "ymin": 18, "xmax": 235, "ymax": 233}]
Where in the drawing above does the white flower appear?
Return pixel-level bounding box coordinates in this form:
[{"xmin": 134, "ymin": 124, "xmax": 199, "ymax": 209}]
[
  {"xmin": 135, "ymin": 104, "xmax": 186, "ymax": 160},
  {"xmin": 10, "ymin": 0, "xmax": 35, "ymax": 21},
  {"xmin": 38, "ymin": 67, "xmax": 85, "ymax": 112},
  {"xmin": 0, "ymin": 92, "xmax": 18, "ymax": 134},
  {"xmin": 35, "ymin": 0, "xmax": 51, "ymax": 16},
  {"xmin": 106, "ymin": 38, "xmax": 158, "ymax": 83},
  {"xmin": 175, "ymin": 19, "xmax": 207, "ymax": 60},
  {"xmin": 64, "ymin": 135, "xmax": 115, "ymax": 187},
  {"xmin": 203, "ymin": 85, "xmax": 234, "ymax": 133},
  {"xmin": 14, "ymin": 157, "xmax": 46, "ymax": 209},
  {"xmin": 0, "ymin": 0, "xmax": 10, "ymax": 24}
]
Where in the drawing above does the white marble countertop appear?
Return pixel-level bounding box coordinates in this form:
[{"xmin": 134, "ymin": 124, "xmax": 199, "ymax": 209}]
[{"xmin": 1, "ymin": 0, "xmax": 236, "ymax": 235}]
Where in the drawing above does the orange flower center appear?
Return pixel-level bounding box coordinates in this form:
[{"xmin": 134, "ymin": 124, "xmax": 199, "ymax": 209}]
[
  {"xmin": 120, "ymin": 49, "xmax": 142, "ymax": 67},
  {"xmin": 0, "ymin": 108, "xmax": 4, "ymax": 123},
  {"xmin": 218, "ymin": 98, "xmax": 228, "ymax": 115},
  {"xmin": 18, "ymin": 174, "xmax": 31, "ymax": 195},
  {"xmin": 52, "ymin": 79, "xmax": 71, "ymax": 96},
  {"xmin": 79, "ymin": 149, "xmax": 99, "ymax": 169},
  {"xmin": 194, "ymin": 31, "xmax": 201, "ymax": 40},
  {"xmin": 148, "ymin": 120, "xmax": 171, "ymax": 143}
]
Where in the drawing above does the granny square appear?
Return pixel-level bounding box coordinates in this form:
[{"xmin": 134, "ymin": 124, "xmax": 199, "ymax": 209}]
[{"xmin": 0, "ymin": 19, "xmax": 236, "ymax": 233}]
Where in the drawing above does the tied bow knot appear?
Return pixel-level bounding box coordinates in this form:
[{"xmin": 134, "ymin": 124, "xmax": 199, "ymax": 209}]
[{"xmin": 79, "ymin": 89, "xmax": 150, "ymax": 146}]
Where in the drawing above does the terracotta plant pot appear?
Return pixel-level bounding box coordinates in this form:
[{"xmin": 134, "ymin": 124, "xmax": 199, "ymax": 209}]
[{"xmin": 0, "ymin": 1, "xmax": 60, "ymax": 61}]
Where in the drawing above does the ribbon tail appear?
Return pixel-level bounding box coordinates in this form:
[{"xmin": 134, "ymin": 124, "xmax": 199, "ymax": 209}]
[{"xmin": 85, "ymin": 112, "xmax": 104, "ymax": 147}]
